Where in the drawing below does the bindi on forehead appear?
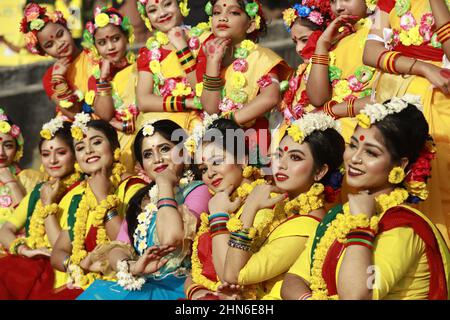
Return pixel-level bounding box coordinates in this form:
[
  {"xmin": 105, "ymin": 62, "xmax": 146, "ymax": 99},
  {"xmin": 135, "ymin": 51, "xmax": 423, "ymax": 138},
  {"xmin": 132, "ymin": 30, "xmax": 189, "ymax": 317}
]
[
  {"xmin": 284, "ymin": 146, "xmax": 289, "ymax": 152},
  {"xmin": 359, "ymin": 135, "xmax": 365, "ymax": 141}
]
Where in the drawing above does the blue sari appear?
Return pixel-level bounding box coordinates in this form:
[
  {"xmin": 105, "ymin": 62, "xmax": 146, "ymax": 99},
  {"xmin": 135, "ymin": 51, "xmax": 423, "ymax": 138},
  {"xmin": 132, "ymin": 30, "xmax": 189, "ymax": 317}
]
[{"xmin": 77, "ymin": 181, "xmax": 204, "ymax": 300}]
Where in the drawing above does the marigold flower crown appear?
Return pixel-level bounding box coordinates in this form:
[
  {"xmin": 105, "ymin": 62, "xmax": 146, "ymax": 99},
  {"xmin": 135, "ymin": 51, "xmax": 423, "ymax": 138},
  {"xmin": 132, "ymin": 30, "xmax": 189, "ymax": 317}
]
[
  {"xmin": 205, "ymin": 0, "xmax": 263, "ymax": 30},
  {"xmin": 137, "ymin": 0, "xmax": 190, "ymax": 32},
  {"xmin": 0, "ymin": 108, "xmax": 24, "ymax": 162},
  {"xmin": 40, "ymin": 116, "xmax": 65, "ymax": 140},
  {"xmin": 82, "ymin": 7, "xmax": 135, "ymax": 63},
  {"xmin": 282, "ymin": 0, "xmax": 332, "ymax": 31},
  {"xmin": 20, "ymin": 3, "xmax": 67, "ymax": 55}
]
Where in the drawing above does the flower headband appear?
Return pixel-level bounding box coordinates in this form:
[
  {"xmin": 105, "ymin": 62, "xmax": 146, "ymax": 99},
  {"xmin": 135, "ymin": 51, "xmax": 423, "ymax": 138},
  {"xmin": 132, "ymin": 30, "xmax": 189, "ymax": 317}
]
[
  {"xmin": 71, "ymin": 113, "xmax": 92, "ymax": 141},
  {"xmin": 20, "ymin": 3, "xmax": 67, "ymax": 55},
  {"xmin": 205, "ymin": 0, "xmax": 263, "ymax": 30},
  {"xmin": 366, "ymin": 0, "xmax": 377, "ymax": 12},
  {"xmin": 40, "ymin": 117, "xmax": 65, "ymax": 140},
  {"xmin": 82, "ymin": 7, "xmax": 135, "ymax": 63},
  {"xmin": 137, "ymin": 0, "xmax": 190, "ymax": 32},
  {"xmin": 356, "ymin": 94, "xmax": 422, "ymax": 129},
  {"xmin": 184, "ymin": 112, "xmax": 219, "ymax": 154},
  {"xmin": 283, "ymin": 0, "xmax": 332, "ymax": 31},
  {"xmin": 287, "ymin": 113, "xmax": 340, "ymax": 144},
  {"xmin": 0, "ymin": 108, "xmax": 24, "ymax": 162}
]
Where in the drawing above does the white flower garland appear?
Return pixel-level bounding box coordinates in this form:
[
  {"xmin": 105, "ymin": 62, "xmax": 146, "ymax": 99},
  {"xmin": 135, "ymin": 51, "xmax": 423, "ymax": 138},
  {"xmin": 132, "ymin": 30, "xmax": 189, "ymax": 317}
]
[
  {"xmin": 184, "ymin": 112, "xmax": 219, "ymax": 154},
  {"xmin": 41, "ymin": 116, "xmax": 65, "ymax": 139},
  {"xmin": 133, "ymin": 184, "xmax": 159, "ymax": 255},
  {"xmin": 116, "ymin": 260, "xmax": 146, "ymax": 291},
  {"xmin": 287, "ymin": 113, "xmax": 341, "ymax": 144}
]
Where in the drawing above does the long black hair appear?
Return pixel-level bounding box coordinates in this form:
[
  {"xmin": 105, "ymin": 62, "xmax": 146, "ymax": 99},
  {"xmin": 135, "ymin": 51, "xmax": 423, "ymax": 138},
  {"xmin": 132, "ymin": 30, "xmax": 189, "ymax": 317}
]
[{"xmin": 126, "ymin": 119, "xmax": 187, "ymax": 242}]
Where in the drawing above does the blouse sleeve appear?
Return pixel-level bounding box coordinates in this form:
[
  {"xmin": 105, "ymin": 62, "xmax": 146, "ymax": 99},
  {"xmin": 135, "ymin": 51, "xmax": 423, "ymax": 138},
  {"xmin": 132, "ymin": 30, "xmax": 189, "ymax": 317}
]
[
  {"xmin": 286, "ymin": 235, "xmax": 314, "ymax": 283},
  {"xmin": 137, "ymin": 47, "xmax": 151, "ymax": 72},
  {"xmin": 116, "ymin": 219, "xmax": 131, "ymax": 244},
  {"xmin": 184, "ymin": 184, "xmax": 211, "ymax": 219},
  {"xmin": 42, "ymin": 66, "xmax": 55, "ymax": 99},
  {"xmin": 377, "ymin": 0, "xmax": 396, "ymax": 13},
  {"xmin": 238, "ymin": 236, "xmax": 307, "ymax": 285},
  {"xmin": 6, "ymin": 192, "xmax": 32, "ymax": 230},
  {"xmin": 371, "ymin": 226, "xmax": 426, "ymax": 300}
]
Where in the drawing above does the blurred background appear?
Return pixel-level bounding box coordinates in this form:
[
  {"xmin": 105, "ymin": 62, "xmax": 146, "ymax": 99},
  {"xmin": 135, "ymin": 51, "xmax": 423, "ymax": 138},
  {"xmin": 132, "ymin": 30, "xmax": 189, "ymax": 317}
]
[{"xmin": 0, "ymin": 0, "xmax": 299, "ymax": 169}]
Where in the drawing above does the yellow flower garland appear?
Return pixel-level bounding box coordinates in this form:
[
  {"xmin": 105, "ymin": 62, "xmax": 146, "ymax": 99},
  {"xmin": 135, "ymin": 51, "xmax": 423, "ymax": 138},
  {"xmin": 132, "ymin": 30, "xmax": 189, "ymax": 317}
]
[
  {"xmin": 309, "ymin": 188, "xmax": 408, "ymax": 300},
  {"xmin": 284, "ymin": 183, "xmax": 324, "ymax": 215}
]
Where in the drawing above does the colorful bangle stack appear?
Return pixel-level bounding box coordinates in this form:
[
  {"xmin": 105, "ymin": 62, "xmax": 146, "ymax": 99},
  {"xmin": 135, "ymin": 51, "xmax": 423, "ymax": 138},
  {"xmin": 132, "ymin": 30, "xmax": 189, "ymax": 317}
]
[
  {"xmin": 9, "ymin": 238, "xmax": 27, "ymax": 255},
  {"xmin": 157, "ymin": 197, "xmax": 178, "ymax": 210},
  {"xmin": 381, "ymin": 51, "xmax": 401, "ymax": 74},
  {"xmin": 96, "ymin": 80, "xmax": 112, "ymax": 97},
  {"xmin": 177, "ymin": 47, "xmax": 197, "ymax": 74},
  {"xmin": 298, "ymin": 292, "xmax": 312, "ymax": 300},
  {"xmin": 51, "ymin": 75, "xmax": 74, "ymax": 101},
  {"xmin": 208, "ymin": 212, "xmax": 230, "ymax": 238},
  {"xmin": 376, "ymin": 50, "xmax": 390, "ymax": 70},
  {"xmin": 203, "ymin": 74, "xmax": 224, "ymax": 91},
  {"xmin": 436, "ymin": 21, "xmax": 450, "ymax": 45},
  {"xmin": 323, "ymin": 100, "xmax": 338, "ymax": 119},
  {"xmin": 186, "ymin": 283, "xmax": 207, "ymax": 300},
  {"xmin": 344, "ymin": 227, "xmax": 376, "ymax": 250},
  {"xmin": 346, "ymin": 97, "xmax": 356, "ymax": 117},
  {"xmin": 163, "ymin": 96, "xmax": 186, "ymax": 112},
  {"xmin": 228, "ymin": 229, "xmax": 253, "ymax": 252},
  {"xmin": 122, "ymin": 118, "xmax": 135, "ymax": 134},
  {"xmin": 311, "ymin": 54, "xmax": 329, "ymax": 66}
]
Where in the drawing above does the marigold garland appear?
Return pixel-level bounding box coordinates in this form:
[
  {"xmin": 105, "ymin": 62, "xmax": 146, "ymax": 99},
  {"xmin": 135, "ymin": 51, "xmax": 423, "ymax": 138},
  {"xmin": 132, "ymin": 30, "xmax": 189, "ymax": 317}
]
[
  {"xmin": 284, "ymin": 183, "xmax": 324, "ymax": 214},
  {"xmin": 309, "ymin": 188, "xmax": 408, "ymax": 300}
]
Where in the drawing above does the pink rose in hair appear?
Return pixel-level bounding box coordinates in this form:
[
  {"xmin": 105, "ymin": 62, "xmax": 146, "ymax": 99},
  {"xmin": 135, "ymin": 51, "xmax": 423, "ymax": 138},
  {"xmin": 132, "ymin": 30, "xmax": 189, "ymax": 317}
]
[{"xmin": 10, "ymin": 125, "xmax": 21, "ymax": 138}]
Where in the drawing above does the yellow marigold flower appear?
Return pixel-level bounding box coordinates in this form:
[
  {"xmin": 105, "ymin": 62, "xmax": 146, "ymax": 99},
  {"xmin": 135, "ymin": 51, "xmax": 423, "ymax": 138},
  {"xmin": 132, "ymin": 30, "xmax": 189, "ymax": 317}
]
[
  {"xmin": 150, "ymin": 60, "xmax": 161, "ymax": 74},
  {"xmin": 248, "ymin": 227, "xmax": 257, "ymax": 239},
  {"xmin": 310, "ymin": 182, "xmax": 325, "ymax": 196},
  {"xmin": 286, "ymin": 125, "xmax": 304, "ymax": 143},
  {"xmin": 156, "ymin": 32, "xmax": 169, "ymax": 45},
  {"xmin": 406, "ymin": 181, "xmax": 428, "ymax": 200},
  {"xmin": 399, "ymin": 30, "xmax": 412, "ymax": 46},
  {"xmin": 283, "ymin": 8, "xmax": 297, "ymax": 28},
  {"xmin": 240, "ymin": 40, "xmax": 256, "ymax": 52},
  {"xmin": 196, "ymin": 82, "xmax": 204, "ymax": 97},
  {"xmin": 388, "ymin": 166, "xmax": 405, "ymax": 184},
  {"xmin": 254, "ymin": 15, "xmax": 261, "ymax": 30},
  {"xmin": 197, "ymin": 22, "xmax": 209, "ymax": 30},
  {"xmin": 145, "ymin": 18, "xmax": 153, "ymax": 31},
  {"xmin": 59, "ymin": 100, "xmax": 74, "ymax": 109},
  {"xmin": 184, "ymin": 138, "xmax": 196, "ymax": 154},
  {"xmin": 0, "ymin": 121, "xmax": 11, "ymax": 134},
  {"xmin": 242, "ymin": 166, "xmax": 255, "ymax": 179},
  {"xmin": 40, "ymin": 129, "xmax": 52, "ymax": 140},
  {"xmin": 95, "ymin": 13, "xmax": 110, "ymax": 28},
  {"xmin": 179, "ymin": 1, "xmax": 190, "ymax": 17},
  {"xmin": 231, "ymin": 72, "xmax": 246, "ymax": 89},
  {"xmin": 114, "ymin": 148, "xmax": 121, "ymax": 162},
  {"xmin": 172, "ymin": 82, "xmax": 192, "ymax": 97},
  {"xmin": 333, "ymin": 80, "xmax": 352, "ymax": 102},
  {"xmin": 71, "ymin": 126, "xmax": 84, "ymax": 141},
  {"xmin": 356, "ymin": 114, "xmax": 371, "ymax": 129},
  {"xmin": 227, "ymin": 217, "xmax": 243, "ymax": 233},
  {"xmin": 85, "ymin": 90, "xmax": 95, "ymax": 105}
]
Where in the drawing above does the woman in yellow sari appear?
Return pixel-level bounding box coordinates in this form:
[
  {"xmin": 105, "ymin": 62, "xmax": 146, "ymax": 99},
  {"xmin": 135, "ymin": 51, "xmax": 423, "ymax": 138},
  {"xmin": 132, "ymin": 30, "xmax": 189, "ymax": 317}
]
[{"xmin": 363, "ymin": 0, "xmax": 450, "ymax": 246}]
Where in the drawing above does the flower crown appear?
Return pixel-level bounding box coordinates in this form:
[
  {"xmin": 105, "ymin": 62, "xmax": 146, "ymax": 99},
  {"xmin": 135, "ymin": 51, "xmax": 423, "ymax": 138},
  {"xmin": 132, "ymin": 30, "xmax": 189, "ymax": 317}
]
[
  {"xmin": 356, "ymin": 94, "xmax": 422, "ymax": 129},
  {"xmin": 205, "ymin": 0, "xmax": 263, "ymax": 30},
  {"xmin": 366, "ymin": 0, "xmax": 377, "ymax": 12},
  {"xmin": 184, "ymin": 112, "xmax": 219, "ymax": 154},
  {"xmin": 82, "ymin": 7, "xmax": 135, "ymax": 63},
  {"xmin": 20, "ymin": 3, "xmax": 67, "ymax": 55},
  {"xmin": 71, "ymin": 113, "xmax": 92, "ymax": 141},
  {"xmin": 142, "ymin": 119, "xmax": 158, "ymax": 137},
  {"xmin": 0, "ymin": 108, "xmax": 24, "ymax": 162},
  {"xmin": 287, "ymin": 113, "xmax": 340, "ymax": 144},
  {"xmin": 137, "ymin": 0, "xmax": 190, "ymax": 32},
  {"xmin": 282, "ymin": 0, "xmax": 332, "ymax": 31},
  {"xmin": 40, "ymin": 117, "xmax": 65, "ymax": 140}
]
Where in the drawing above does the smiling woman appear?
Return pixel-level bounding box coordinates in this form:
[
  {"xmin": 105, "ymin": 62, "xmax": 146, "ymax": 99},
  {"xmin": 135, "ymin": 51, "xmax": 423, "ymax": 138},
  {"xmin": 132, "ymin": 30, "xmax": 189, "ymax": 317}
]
[{"xmin": 76, "ymin": 119, "xmax": 211, "ymax": 300}]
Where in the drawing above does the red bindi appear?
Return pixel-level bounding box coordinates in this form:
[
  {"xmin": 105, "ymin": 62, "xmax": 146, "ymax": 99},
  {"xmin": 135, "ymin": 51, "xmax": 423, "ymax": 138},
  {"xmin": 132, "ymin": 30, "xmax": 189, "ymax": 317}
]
[
  {"xmin": 359, "ymin": 135, "xmax": 365, "ymax": 141},
  {"xmin": 284, "ymin": 146, "xmax": 289, "ymax": 152},
  {"xmin": 223, "ymin": 3, "xmax": 227, "ymax": 6}
]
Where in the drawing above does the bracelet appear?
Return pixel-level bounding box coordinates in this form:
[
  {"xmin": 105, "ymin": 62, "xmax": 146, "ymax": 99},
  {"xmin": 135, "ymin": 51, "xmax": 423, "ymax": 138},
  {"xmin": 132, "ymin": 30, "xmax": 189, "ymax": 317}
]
[
  {"xmin": 157, "ymin": 197, "xmax": 178, "ymax": 210},
  {"xmin": 105, "ymin": 210, "xmax": 119, "ymax": 223},
  {"xmin": 436, "ymin": 21, "xmax": 450, "ymax": 45},
  {"xmin": 382, "ymin": 51, "xmax": 401, "ymax": 74},
  {"xmin": 163, "ymin": 96, "xmax": 185, "ymax": 112},
  {"xmin": 41, "ymin": 203, "xmax": 60, "ymax": 219},
  {"xmin": 63, "ymin": 255, "xmax": 72, "ymax": 271},
  {"xmin": 311, "ymin": 54, "xmax": 329, "ymax": 66},
  {"xmin": 193, "ymin": 96, "xmax": 203, "ymax": 110},
  {"xmin": 186, "ymin": 283, "xmax": 207, "ymax": 300},
  {"xmin": 376, "ymin": 50, "xmax": 390, "ymax": 70},
  {"xmin": 323, "ymin": 100, "xmax": 338, "ymax": 119},
  {"xmin": 403, "ymin": 58, "xmax": 418, "ymax": 78},
  {"xmin": 116, "ymin": 260, "xmax": 146, "ymax": 291},
  {"xmin": 346, "ymin": 97, "xmax": 356, "ymax": 117},
  {"xmin": 228, "ymin": 238, "xmax": 252, "ymax": 251},
  {"xmin": 203, "ymin": 74, "xmax": 224, "ymax": 91},
  {"xmin": 9, "ymin": 238, "xmax": 27, "ymax": 255},
  {"xmin": 298, "ymin": 292, "xmax": 312, "ymax": 300}
]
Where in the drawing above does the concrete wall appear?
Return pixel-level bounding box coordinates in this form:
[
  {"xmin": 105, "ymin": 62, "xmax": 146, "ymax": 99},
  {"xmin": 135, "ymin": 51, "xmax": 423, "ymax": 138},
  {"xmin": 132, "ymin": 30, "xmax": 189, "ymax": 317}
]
[{"xmin": 0, "ymin": 20, "xmax": 299, "ymax": 169}]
